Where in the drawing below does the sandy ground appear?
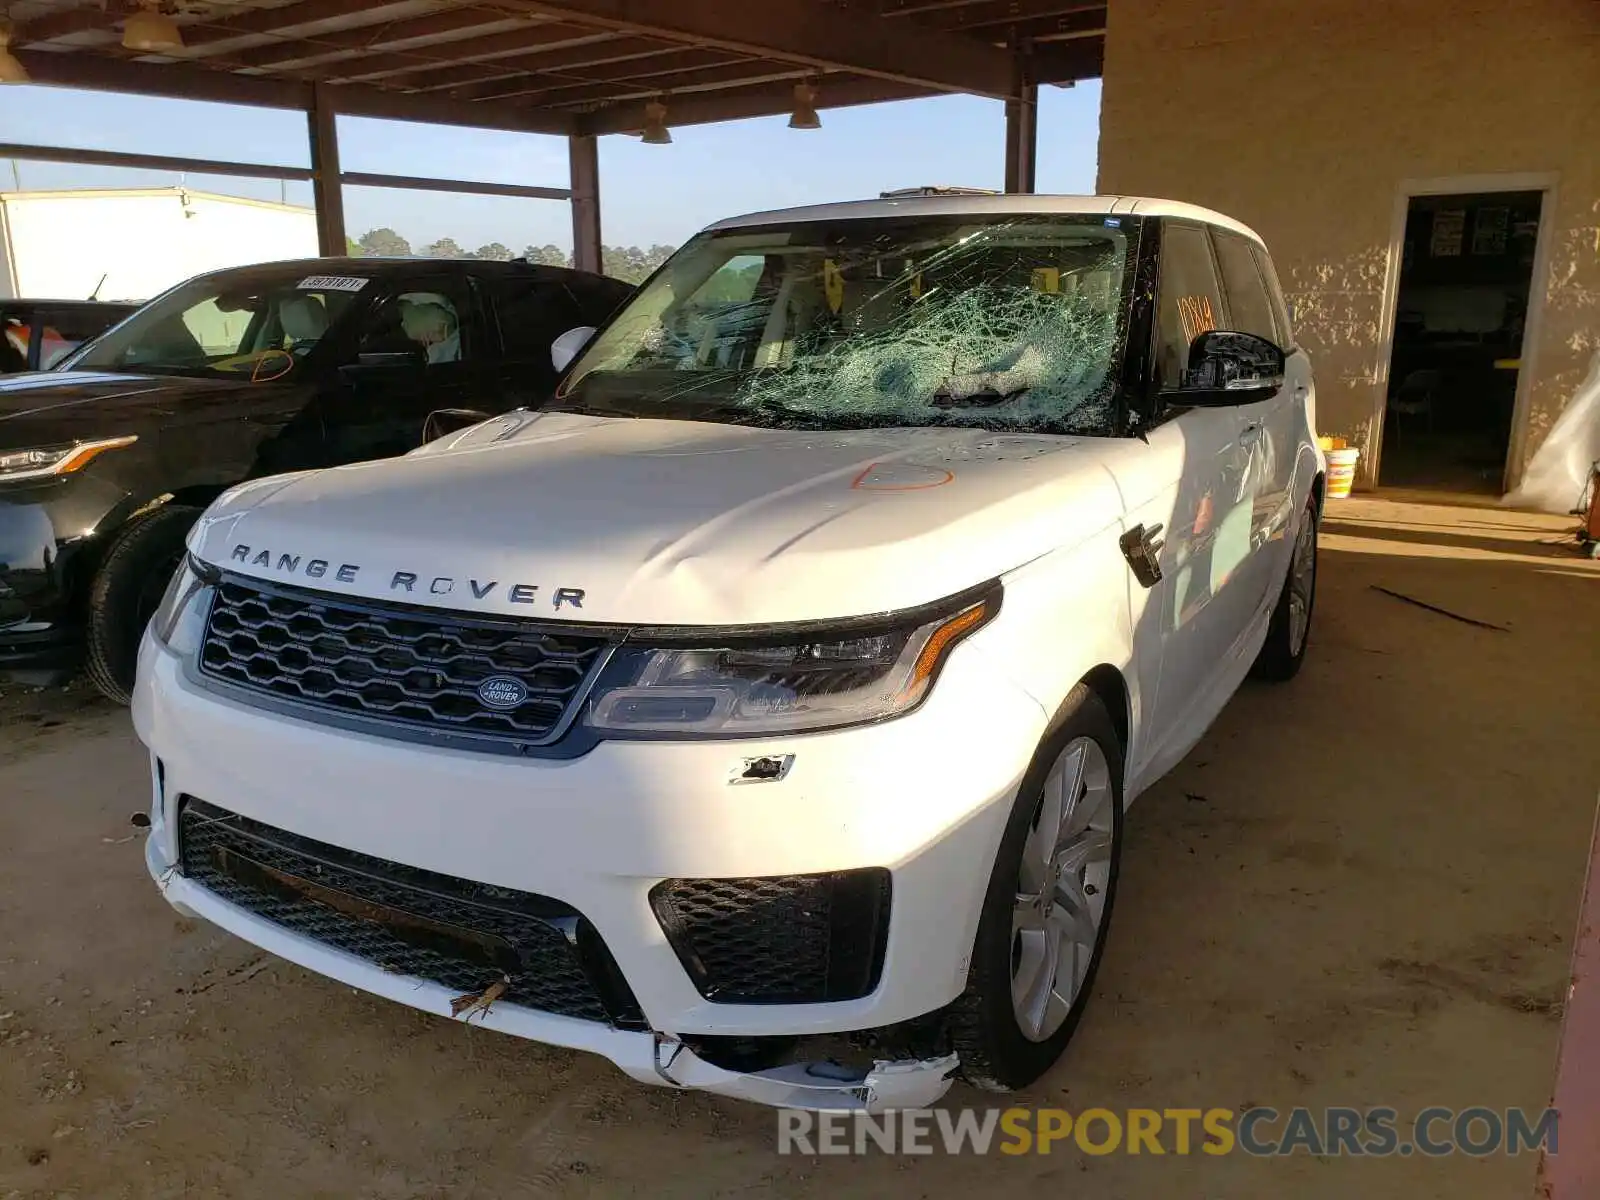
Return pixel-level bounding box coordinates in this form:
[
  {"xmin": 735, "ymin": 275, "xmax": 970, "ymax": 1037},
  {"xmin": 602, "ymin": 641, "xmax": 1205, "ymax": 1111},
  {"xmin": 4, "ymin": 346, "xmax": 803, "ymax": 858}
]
[{"xmin": 1, "ymin": 496, "xmax": 1596, "ymax": 1199}]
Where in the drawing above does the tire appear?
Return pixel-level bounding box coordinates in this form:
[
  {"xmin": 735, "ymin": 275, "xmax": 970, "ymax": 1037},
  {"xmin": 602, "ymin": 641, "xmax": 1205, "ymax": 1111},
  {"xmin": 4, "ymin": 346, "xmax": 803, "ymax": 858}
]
[
  {"xmin": 1251, "ymin": 495, "xmax": 1319, "ymax": 683},
  {"xmin": 84, "ymin": 504, "xmax": 201, "ymax": 705},
  {"xmin": 947, "ymin": 687, "xmax": 1125, "ymax": 1092}
]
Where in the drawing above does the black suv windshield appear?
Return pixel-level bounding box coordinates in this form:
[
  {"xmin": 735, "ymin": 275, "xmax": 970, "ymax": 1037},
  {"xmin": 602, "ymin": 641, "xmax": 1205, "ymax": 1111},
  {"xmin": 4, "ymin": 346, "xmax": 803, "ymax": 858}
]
[
  {"xmin": 557, "ymin": 214, "xmax": 1136, "ymax": 435},
  {"xmin": 60, "ymin": 270, "xmax": 368, "ymax": 379}
]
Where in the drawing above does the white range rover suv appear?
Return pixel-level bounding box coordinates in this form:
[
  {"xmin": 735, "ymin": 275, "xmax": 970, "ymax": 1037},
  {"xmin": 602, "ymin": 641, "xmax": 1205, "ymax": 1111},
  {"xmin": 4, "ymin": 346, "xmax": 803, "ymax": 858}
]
[{"xmin": 134, "ymin": 196, "xmax": 1323, "ymax": 1111}]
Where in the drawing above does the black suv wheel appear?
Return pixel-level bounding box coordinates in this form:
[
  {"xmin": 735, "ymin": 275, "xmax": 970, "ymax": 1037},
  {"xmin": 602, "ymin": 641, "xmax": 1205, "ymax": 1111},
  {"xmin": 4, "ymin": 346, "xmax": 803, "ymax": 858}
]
[{"xmin": 84, "ymin": 504, "xmax": 201, "ymax": 704}]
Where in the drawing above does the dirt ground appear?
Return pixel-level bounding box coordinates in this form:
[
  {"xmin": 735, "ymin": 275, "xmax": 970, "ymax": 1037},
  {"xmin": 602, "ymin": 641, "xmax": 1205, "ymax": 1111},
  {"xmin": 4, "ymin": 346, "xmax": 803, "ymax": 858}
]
[{"xmin": 2, "ymin": 496, "xmax": 1597, "ymax": 1199}]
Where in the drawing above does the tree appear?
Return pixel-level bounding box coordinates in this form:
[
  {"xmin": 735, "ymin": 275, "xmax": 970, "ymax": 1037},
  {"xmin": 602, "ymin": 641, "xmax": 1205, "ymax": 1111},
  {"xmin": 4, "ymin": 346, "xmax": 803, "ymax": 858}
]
[
  {"xmin": 471, "ymin": 242, "xmax": 514, "ymax": 261},
  {"xmin": 357, "ymin": 227, "xmax": 412, "ymax": 257},
  {"xmin": 600, "ymin": 243, "xmax": 675, "ymax": 283},
  {"xmin": 345, "ymin": 237, "xmax": 363, "ymax": 256},
  {"xmin": 521, "ymin": 244, "xmax": 570, "ymax": 267},
  {"xmin": 422, "ymin": 237, "xmax": 466, "ymax": 258}
]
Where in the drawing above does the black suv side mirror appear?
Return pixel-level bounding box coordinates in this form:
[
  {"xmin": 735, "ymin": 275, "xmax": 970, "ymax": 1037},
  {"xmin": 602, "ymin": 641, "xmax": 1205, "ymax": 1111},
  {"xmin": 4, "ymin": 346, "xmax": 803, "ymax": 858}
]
[{"xmin": 1167, "ymin": 330, "xmax": 1286, "ymax": 405}]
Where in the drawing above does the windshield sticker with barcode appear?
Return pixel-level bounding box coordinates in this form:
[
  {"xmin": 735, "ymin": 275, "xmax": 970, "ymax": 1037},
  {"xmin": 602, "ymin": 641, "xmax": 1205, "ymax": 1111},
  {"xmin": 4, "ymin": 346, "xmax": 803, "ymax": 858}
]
[{"xmin": 297, "ymin": 275, "xmax": 369, "ymax": 292}]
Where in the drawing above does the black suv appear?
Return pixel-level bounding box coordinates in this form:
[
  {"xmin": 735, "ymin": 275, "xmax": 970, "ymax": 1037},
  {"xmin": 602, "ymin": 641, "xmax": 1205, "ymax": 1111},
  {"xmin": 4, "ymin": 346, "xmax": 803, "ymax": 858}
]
[{"xmin": 0, "ymin": 256, "xmax": 631, "ymax": 702}]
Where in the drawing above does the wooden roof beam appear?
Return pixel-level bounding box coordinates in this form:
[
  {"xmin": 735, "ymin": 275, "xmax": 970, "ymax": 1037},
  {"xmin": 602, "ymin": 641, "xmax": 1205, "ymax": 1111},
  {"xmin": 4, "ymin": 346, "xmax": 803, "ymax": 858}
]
[
  {"xmin": 882, "ymin": 0, "xmax": 1105, "ymax": 27},
  {"xmin": 214, "ymin": 10, "xmax": 555, "ymax": 70},
  {"xmin": 495, "ymin": 0, "xmax": 1018, "ymax": 97},
  {"xmin": 12, "ymin": 49, "xmax": 576, "ymax": 135},
  {"xmin": 17, "ymin": 0, "xmax": 434, "ymax": 52},
  {"xmin": 330, "ymin": 28, "xmax": 625, "ymax": 84},
  {"xmin": 386, "ymin": 36, "xmax": 683, "ymax": 92},
  {"xmin": 531, "ymin": 59, "xmax": 804, "ymax": 109},
  {"xmin": 576, "ymin": 73, "xmax": 939, "ymax": 134}
]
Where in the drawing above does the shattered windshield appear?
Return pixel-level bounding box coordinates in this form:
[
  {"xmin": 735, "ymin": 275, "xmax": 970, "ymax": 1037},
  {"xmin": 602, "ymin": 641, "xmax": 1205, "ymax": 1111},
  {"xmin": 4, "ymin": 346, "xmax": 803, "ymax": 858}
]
[{"xmin": 557, "ymin": 214, "xmax": 1134, "ymax": 435}]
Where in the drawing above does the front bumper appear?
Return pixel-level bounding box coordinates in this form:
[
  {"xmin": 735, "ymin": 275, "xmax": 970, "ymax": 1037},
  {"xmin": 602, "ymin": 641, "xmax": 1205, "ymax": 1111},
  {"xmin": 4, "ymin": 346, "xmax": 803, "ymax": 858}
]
[
  {"xmin": 135, "ymin": 623, "xmax": 1048, "ymax": 1107},
  {"xmin": 145, "ymin": 833, "xmax": 958, "ymax": 1110},
  {"xmin": 0, "ymin": 480, "xmax": 118, "ymax": 676}
]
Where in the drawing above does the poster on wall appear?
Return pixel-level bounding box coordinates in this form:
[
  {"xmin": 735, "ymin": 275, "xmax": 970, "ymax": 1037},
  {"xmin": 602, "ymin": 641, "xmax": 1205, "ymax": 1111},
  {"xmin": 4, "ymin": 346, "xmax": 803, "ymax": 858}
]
[
  {"xmin": 1472, "ymin": 207, "xmax": 1509, "ymax": 255},
  {"xmin": 1430, "ymin": 209, "xmax": 1466, "ymax": 257}
]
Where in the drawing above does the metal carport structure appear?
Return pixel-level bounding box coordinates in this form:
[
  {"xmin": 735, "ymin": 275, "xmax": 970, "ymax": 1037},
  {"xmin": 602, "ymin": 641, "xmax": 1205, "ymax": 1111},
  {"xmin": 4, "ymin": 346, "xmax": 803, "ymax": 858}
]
[{"xmin": 0, "ymin": 0, "xmax": 1107, "ymax": 267}]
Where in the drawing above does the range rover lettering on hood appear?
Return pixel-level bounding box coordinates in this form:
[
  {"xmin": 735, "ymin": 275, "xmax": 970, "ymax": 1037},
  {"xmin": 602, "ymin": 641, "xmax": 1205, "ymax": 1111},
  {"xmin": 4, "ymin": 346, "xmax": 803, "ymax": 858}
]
[{"xmin": 227, "ymin": 544, "xmax": 586, "ymax": 611}]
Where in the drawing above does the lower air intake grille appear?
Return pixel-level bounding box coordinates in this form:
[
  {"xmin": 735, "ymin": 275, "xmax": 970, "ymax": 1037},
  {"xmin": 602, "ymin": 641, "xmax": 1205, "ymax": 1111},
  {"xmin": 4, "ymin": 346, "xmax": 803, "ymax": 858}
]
[
  {"xmin": 649, "ymin": 870, "xmax": 891, "ymax": 1004},
  {"xmin": 178, "ymin": 798, "xmax": 642, "ymax": 1027}
]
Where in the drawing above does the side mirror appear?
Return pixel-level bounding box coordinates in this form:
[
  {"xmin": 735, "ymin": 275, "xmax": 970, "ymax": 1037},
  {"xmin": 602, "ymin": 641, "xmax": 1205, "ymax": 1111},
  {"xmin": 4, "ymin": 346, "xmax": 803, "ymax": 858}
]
[
  {"xmin": 551, "ymin": 325, "xmax": 596, "ymax": 374},
  {"xmin": 1167, "ymin": 330, "xmax": 1286, "ymax": 405}
]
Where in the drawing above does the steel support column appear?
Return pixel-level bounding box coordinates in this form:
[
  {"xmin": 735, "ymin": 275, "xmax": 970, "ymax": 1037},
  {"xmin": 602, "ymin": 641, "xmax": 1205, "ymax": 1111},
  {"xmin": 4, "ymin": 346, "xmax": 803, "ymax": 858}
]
[
  {"xmin": 307, "ymin": 84, "xmax": 347, "ymax": 256},
  {"xmin": 569, "ymin": 133, "xmax": 602, "ymax": 274},
  {"xmin": 1003, "ymin": 51, "xmax": 1038, "ymax": 195}
]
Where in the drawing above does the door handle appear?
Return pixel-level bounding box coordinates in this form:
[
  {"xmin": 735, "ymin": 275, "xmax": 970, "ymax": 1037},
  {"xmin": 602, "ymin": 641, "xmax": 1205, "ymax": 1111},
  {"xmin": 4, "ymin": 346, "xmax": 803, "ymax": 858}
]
[{"xmin": 1119, "ymin": 523, "xmax": 1165, "ymax": 588}]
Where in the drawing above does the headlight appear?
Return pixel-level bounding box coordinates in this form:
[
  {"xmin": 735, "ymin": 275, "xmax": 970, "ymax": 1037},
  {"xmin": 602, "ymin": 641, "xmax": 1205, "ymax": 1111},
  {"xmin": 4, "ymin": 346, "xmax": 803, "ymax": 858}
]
[
  {"xmin": 149, "ymin": 554, "xmax": 216, "ymax": 655},
  {"xmin": 585, "ymin": 589, "xmax": 998, "ymax": 737},
  {"xmin": 0, "ymin": 436, "xmax": 139, "ymax": 482}
]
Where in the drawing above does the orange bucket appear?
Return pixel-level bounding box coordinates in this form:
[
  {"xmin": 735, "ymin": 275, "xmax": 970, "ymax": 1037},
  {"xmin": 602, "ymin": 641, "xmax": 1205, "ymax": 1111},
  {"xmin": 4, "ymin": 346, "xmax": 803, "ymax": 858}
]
[{"xmin": 1326, "ymin": 447, "xmax": 1360, "ymax": 499}]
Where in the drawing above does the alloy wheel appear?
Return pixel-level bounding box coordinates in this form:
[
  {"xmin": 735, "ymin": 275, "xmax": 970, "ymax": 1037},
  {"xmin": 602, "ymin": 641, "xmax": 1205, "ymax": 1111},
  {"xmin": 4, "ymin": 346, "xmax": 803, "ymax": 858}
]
[
  {"xmin": 1009, "ymin": 736, "xmax": 1116, "ymax": 1042},
  {"xmin": 1287, "ymin": 514, "xmax": 1316, "ymax": 655}
]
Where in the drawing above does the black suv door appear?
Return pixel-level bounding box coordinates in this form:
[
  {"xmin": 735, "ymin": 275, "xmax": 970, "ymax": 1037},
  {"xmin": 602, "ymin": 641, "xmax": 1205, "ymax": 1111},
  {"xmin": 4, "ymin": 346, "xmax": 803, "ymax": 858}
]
[
  {"xmin": 485, "ymin": 270, "xmax": 631, "ymax": 408},
  {"xmin": 318, "ymin": 272, "xmax": 492, "ymax": 464}
]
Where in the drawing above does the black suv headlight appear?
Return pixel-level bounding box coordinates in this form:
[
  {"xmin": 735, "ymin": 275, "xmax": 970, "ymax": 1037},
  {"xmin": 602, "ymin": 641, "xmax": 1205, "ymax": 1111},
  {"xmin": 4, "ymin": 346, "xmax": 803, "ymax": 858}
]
[
  {"xmin": 0, "ymin": 436, "xmax": 139, "ymax": 482},
  {"xmin": 149, "ymin": 554, "xmax": 217, "ymax": 655},
  {"xmin": 584, "ymin": 586, "xmax": 998, "ymax": 737}
]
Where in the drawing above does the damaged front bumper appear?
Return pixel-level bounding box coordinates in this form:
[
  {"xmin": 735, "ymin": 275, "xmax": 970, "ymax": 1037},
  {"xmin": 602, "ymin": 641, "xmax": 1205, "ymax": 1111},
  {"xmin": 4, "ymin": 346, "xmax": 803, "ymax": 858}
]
[{"xmin": 147, "ymin": 835, "xmax": 958, "ymax": 1112}]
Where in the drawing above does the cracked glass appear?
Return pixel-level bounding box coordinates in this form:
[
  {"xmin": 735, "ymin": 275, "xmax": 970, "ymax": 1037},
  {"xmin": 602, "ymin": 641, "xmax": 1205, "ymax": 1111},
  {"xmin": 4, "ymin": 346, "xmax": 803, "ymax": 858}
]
[{"xmin": 557, "ymin": 215, "xmax": 1135, "ymax": 436}]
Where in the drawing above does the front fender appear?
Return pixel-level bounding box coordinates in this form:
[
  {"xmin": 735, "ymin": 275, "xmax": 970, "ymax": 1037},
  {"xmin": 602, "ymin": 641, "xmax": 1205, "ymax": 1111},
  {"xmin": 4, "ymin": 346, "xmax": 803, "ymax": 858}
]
[{"xmin": 986, "ymin": 523, "xmax": 1145, "ymax": 779}]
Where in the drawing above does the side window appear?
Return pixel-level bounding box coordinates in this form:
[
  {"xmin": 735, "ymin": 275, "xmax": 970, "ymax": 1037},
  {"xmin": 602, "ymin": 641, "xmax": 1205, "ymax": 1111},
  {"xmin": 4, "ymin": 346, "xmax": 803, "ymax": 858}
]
[
  {"xmin": 1, "ymin": 312, "xmax": 29, "ymax": 372},
  {"xmin": 1251, "ymin": 244, "xmax": 1295, "ymax": 349},
  {"xmin": 356, "ymin": 282, "xmax": 473, "ymax": 366},
  {"xmin": 567, "ymin": 277, "xmax": 633, "ymax": 327},
  {"xmin": 1213, "ymin": 232, "xmax": 1277, "ymax": 343},
  {"xmin": 1154, "ymin": 223, "xmax": 1225, "ymax": 390},
  {"xmin": 493, "ymin": 278, "xmax": 586, "ymax": 362},
  {"xmin": 35, "ymin": 308, "xmax": 125, "ymax": 370},
  {"xmin": 182, "ymin": 297, "xmax": 255, "ymax": 357}
]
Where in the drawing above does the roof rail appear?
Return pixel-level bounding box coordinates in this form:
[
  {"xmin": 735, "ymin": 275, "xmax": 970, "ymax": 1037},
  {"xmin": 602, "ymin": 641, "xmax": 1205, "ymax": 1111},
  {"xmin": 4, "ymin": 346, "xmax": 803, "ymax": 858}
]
[{"xmin": 878, "ymin": 186, "xmax": 1001, "ymax": 198}]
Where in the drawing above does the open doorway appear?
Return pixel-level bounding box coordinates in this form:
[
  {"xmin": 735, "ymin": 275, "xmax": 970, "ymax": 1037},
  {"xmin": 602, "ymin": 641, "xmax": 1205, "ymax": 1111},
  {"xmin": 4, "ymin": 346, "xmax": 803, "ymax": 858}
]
[{"xmin": 1380, "ymin": 190, "xmax": 1543, "ymax": 492}]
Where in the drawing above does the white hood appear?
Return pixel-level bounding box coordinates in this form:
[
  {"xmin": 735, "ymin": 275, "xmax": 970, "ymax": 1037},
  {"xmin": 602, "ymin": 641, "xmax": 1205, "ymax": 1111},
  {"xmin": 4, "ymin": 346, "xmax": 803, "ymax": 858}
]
[{"xmin": 191, "ymin": 412, "xmax": 1125, "ymax": 625}]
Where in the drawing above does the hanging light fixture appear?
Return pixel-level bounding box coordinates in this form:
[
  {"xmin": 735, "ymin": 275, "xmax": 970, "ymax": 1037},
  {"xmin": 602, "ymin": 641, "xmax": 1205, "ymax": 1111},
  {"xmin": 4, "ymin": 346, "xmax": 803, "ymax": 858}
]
[
  {"xmin": 788, "ymin": 82, "xmax": 821, "ymax": 130},
  {"xmin": 0, "ymin": 19, "xmax": 29, "ymax": 83},
  {"xmin": 122, "ymin": 1, "xmax": 184, "ymax": 53},
  {"xmin": 640, "ymin": 99, "xmax": 672, "ymax": 145}
]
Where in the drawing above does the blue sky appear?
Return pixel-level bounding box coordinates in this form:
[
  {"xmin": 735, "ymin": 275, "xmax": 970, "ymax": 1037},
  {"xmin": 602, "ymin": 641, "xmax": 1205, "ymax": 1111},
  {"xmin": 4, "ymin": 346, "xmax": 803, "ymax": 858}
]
[{"xmin": 0, "ymin": 80, "xmax": 1101, "ymax": 253}]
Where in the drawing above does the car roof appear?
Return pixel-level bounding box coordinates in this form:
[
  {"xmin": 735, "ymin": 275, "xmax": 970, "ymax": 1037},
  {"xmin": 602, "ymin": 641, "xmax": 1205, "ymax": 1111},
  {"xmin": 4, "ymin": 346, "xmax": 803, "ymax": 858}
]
[
  {"xmin": 180, "ymin": 257, "xmax": 622, "ymax": 289},
  {"xmin": 705, "ymin": 194, "xmax": 1267, "ymax": 246},
  {"xmin": 1, "ymin": 298, "xmax": 139, "ymax": 308}
]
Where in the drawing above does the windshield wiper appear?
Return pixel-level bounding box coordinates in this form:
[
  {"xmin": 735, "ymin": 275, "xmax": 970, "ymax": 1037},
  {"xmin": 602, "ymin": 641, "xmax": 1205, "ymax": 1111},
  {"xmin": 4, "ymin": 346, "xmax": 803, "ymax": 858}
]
[
  {"xmin": 542, "ymin": 398, "xmax": 649, "ymax": 420},
  {"xmin": 929, "ymin": 385, "xmax": 1027, "ymax": 408}
]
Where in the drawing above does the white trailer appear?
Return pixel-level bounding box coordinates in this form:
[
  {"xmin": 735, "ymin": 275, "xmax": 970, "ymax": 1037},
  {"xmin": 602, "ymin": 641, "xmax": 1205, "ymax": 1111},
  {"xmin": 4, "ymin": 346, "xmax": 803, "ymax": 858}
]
[{"xmin": 0, "ymin": 187, "xmax": 317, "ymax": 302}]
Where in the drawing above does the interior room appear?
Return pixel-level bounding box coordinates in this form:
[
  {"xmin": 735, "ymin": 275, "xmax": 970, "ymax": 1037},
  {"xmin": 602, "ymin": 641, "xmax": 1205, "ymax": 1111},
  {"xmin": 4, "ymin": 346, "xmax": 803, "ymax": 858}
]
[{"xmin": 1380, "ymin": 190, "xmax": 1543, "ymax": 492}]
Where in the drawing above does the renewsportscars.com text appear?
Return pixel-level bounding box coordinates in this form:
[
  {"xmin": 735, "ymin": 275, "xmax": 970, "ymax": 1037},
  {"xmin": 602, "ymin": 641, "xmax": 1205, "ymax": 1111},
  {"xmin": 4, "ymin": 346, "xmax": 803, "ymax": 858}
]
[{"xmin": 776, "ymin": 1106, "xmax": 1559, "ymax": 1157}]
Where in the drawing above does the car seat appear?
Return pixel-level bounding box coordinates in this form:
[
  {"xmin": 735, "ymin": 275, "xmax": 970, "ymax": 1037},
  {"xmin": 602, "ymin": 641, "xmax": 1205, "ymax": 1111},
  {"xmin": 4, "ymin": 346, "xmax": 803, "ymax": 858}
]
[{"xmin": 279, "ymin": 296, "xmax": 329, "ymax": 355}]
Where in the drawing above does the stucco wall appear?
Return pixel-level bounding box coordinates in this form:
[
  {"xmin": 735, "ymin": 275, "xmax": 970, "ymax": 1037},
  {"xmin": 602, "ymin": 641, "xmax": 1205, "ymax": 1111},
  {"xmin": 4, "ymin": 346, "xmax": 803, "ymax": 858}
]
[{"xmin": 1095, "ymin": 0, "xmax": 1600, "ymax": 489}]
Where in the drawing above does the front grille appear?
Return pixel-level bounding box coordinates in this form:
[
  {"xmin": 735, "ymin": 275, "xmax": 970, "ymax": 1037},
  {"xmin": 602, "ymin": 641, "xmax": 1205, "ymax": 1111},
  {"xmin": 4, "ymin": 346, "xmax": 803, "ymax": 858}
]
[
  {"xmin": 178, "ymin": 798, "xmax": 643, "ymax": 1027},
  {"xmin": 199, "ymin": 576, "xmax": 609, "ymax": 744},
  {"xmin": 650, "ymin": 870, "xmax": 891, "ymax": 1004}
]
